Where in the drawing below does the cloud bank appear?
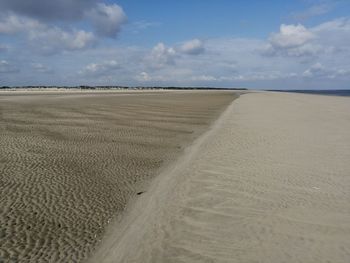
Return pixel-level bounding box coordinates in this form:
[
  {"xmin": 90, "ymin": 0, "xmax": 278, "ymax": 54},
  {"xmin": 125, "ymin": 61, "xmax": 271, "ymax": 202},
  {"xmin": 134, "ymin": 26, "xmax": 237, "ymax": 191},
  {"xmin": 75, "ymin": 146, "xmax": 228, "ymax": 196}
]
[
  {"xmin": 0, "ymin": 0, "xmax": 127, "ymax": 54},
  {"xmin": 0, "ymin": 0, "xmax": 349, "ymax": 89},
  {"xmin": 86, "ymin": 3, "xmax": 127, "ymax": 38},
  {"xmin": 0, "ymin": 60, "xmax": 19, "ymax": 73},
  {"xmin": 0, "ymin": 0, "xmax": 97, "ymax": 21},
  {"xmin": 179, "ymin": 39, "xmax": 205, "ymax": 55}
]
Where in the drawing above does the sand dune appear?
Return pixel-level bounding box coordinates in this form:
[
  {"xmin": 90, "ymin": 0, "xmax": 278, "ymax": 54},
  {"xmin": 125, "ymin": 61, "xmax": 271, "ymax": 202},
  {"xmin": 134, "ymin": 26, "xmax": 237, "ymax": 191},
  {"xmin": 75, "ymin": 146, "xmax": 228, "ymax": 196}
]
[
  {"xmin": 92, "ymin": 92, "xmax": 350, "ymax": 263},
  {"xmin": 0, "ymin": 91, "xmax": 236, "ymax": 262}
]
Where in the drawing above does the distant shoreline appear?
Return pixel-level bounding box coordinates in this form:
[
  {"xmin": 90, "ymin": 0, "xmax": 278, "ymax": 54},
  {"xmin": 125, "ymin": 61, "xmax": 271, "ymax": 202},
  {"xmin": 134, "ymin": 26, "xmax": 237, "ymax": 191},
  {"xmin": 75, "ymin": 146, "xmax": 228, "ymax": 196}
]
[
  {"xmin": 2, "ymin": 87, "xmax": 349, "ymax": 96},
  {"xmin": 0, "ymin": 86, "xmax": 247, "ymax": 91},
  {"xmin": 268, "ymin": 89, "xmax": 350, "ymax": 97}
]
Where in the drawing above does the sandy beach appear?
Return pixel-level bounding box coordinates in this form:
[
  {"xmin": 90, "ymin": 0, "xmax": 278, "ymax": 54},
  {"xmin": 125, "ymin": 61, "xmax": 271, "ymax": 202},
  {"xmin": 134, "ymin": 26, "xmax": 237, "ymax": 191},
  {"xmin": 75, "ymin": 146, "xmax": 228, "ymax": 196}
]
[
  {"xmin": 91, "ymin": 92, "xmax": 350, "ymax": 263},
  {"xmin": 2, "ymin": 0, "xmax": 350, "ymax": 262},
  {"xmin": 0, "ymin": 90, "xmax": 236, "ymax": 262}
]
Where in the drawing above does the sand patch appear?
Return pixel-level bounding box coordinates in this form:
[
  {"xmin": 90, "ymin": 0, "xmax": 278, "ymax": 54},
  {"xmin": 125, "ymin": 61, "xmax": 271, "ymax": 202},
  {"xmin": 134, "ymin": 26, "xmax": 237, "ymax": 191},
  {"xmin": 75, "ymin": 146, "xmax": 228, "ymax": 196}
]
[
  {"xmin": 92, "ymin": 92, "xmax": 350, "ymax": 263},
  {"xmin": 0, "ymin": 91, "xmax": 237, "ymax": 262}
]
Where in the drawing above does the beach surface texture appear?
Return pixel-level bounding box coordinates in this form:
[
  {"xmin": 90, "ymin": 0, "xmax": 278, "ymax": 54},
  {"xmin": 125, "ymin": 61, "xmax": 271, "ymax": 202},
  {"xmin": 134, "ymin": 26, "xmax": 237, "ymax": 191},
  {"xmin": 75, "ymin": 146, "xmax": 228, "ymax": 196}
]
[
  {"xmin": 91, "ymin": 92, "xmax": 350, "ymax": 263},
  {"xmin": 0, "ymin": 91, "xmax": 236, "ymax": 262}
]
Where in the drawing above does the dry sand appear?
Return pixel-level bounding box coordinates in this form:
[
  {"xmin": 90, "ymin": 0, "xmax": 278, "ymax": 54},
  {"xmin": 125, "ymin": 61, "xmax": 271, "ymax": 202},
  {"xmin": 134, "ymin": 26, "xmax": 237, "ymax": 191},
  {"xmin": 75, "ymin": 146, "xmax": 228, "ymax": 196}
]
[
  {"xmin": 0, "ymin": 90, "xmax": 236, "ymax": 262},
  {"xmin": 92, "ymin": 92, "xmax": 350, "ymax": 263}
]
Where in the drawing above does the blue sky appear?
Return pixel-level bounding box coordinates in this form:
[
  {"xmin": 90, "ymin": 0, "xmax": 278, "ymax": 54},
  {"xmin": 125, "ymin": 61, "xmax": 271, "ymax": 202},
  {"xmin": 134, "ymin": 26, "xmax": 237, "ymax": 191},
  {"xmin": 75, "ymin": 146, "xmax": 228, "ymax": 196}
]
[{"xmin": 0, "ymin": 0, "xmax": 350, "ymax": 89}]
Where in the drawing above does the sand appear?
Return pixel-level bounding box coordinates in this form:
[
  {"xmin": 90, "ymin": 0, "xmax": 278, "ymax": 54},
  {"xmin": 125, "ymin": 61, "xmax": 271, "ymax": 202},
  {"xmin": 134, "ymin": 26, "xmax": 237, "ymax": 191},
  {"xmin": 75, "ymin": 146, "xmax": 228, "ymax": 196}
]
[
  {"xmin": 0, "ymin": 90, "xmax": 237, "ymax": 262},
  {"xmin": 91, "ymin": 92, "xmax": 350, "ymax": 263}
]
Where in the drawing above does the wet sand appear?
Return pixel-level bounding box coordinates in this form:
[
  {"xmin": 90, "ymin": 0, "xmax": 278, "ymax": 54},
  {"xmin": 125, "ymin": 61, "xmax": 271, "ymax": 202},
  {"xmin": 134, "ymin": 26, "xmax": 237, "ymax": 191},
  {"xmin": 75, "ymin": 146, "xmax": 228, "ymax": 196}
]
[
  {"xmin": 92, "ymin": 92, "xmax": 350, "ymax": 263},
  {"xmin": 0, "ymin": 90, "xmax": 237, "ymax": 262}
]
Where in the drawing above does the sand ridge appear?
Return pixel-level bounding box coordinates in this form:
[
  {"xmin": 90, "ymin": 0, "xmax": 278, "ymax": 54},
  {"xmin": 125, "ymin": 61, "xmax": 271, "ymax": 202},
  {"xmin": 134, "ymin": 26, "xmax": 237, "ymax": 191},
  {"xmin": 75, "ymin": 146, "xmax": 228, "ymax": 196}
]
[
  {"xmin": 0, "ymin": 91, "xmax": 237, "ymax": 262},
  {"xmin": 92, "ymin": 92, "xmax": 350, "ymax": 263}
]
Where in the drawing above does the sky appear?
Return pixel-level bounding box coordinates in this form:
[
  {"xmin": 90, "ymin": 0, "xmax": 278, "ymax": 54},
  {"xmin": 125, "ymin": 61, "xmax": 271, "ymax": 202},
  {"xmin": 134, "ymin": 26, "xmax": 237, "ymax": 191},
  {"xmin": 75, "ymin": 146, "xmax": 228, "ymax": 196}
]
[{"xmin": 0, "ymin": 0, "xmax": 350, "ymax": 89}]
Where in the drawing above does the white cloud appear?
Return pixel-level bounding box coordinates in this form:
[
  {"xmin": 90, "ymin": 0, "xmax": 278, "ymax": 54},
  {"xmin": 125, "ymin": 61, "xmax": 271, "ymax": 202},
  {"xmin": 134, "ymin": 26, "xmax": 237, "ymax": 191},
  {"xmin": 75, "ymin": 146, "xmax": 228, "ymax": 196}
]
[
  {"xmin": 291, "ymin": 2, "xmax": 333, "ymax": 21},
  {"xmin": 79, "ymin": 60, "xmax": 121, "ymax": 76},
  {"xmin": 146, "ymin": 43, "xmax": 177, "ymax": 69},
  {"xmin": 191, "ymin": 75, "xmax": 217, "ymax": 81},
  {"xmin": 86, "ymin": 3, "xmax": 127, "ymax": 38},
  {"xmin": 270, "ymin": 24, "xmax": 315, "ymax": 49},
  {"xmin": 302, "ymin": 63, "xmax": 350, "ymax": 79},
  {"xmin": 144, "ymin": 39, "xmax": 205, "ymax": 69},
  {"xmin": 313, "ymin": 17, "xmax": 350, "ymax": 32},
  {"xmin": 312, "ymin": 17, "xmax": 350, "ymax": 51},
  {"xmin": 0, "ymin": 14, "xmax": 44, "ymax": 34},
  {"xmin": 0, "ymin": 0, "xmax": 97, "ymax": 21},
  {"xmin": 262, "ymin": 19, "xmax": 350, "ymax": 58},
  {"xmin": 0, "ymin": 60, "xmax": 19, "ymax": 73},
  {"xmin": 302, "ymin": 62, "xmax": 325, "ymax": 78},
  {"xmin": 0, "ymin": 14, "xmax": 96, "ymax": 54},
  {"xmin": 31, "ymin": 63, "xmax": 54, "ymax": 74},
  {"xmin": 136, "ymin": 20, "xmax": 350, "ymax": 88},
  {"xmin": 1, "ymin": 14, "xmax": 350, "ymax": 89},
  {"xmin": 136, "ymin": 72, "xmax": 152, "ymax": 82},
  {"xmin": 336, "ymin": 68, "xmax": 350, "ymax": 77},
  {"xmin": 179, "ymin": 39, "xmax": 205, "ymax": 55},
  {"xmin": 262, "ymin": 42, "xmax": 322, "ymax": 58},
  {"xmin": 268, "ymin": 24, "xmax": 315, "ymax": 52},
  {"xmin": 29, "ymin": 27, "xmax": 96, "ymax": 55}
]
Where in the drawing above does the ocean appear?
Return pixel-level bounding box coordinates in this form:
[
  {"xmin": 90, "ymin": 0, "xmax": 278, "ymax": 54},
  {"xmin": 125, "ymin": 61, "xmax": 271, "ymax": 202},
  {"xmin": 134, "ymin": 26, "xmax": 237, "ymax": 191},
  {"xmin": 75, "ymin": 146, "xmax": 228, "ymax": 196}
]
[{"xmin": 271, "ymin": 90, "xmax": 350, "ymax": 97}]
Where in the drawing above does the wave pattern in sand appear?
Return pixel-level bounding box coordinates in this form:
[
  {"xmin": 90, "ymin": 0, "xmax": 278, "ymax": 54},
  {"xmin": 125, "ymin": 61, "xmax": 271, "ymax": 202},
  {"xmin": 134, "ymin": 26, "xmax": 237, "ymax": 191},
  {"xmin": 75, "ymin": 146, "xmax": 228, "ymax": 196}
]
[{"xmin": 0, "ymin": 91, "xmax": 236, "ymax": 262}]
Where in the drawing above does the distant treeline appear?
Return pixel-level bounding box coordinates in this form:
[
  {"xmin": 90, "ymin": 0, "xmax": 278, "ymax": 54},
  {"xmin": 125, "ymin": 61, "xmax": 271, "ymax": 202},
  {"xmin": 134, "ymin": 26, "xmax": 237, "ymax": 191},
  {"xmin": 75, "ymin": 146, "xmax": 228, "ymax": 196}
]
[{"xmin": 1, "ymin": 86, "xmax": 247, "ymax": 90}]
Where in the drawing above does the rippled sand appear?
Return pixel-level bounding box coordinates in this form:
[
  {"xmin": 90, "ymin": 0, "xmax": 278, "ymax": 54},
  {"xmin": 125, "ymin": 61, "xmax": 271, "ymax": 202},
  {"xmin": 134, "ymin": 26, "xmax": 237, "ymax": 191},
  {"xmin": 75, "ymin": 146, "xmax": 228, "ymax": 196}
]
[
  {"xmin": 0, "ymin": 90, "xmax": 236, "ymax": 262},
  {"xmin": 92, "ymin": 92, "xmax": 350, "ymax": 263}
]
